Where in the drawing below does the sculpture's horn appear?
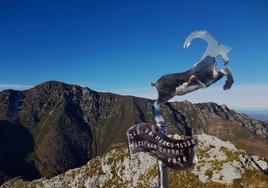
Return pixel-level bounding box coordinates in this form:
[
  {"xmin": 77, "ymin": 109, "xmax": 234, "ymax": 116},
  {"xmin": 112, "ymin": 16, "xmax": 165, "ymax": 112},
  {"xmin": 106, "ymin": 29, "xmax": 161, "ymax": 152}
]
[{"xmin": 183, "ymin": 30, "xmax": 231, "ymax": 63}]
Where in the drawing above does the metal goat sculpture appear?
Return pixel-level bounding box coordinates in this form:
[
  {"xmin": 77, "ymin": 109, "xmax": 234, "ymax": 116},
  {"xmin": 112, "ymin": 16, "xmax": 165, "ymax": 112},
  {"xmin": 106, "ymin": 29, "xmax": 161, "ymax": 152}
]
[{"xmin": 151, "ymin": 31, "xmax": 234, "ymax": 104}]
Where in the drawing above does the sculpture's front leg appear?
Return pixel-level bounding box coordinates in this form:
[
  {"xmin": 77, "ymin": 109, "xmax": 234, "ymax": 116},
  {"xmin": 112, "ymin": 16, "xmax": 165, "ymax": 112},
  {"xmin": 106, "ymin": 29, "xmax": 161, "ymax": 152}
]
[
  {"xmin": 220, "ymin": 68, "xmax": 234, "ymax": 90},
  {"xmin": 188, "ymin": 75, "xmax": 206, "ymax": 88}
]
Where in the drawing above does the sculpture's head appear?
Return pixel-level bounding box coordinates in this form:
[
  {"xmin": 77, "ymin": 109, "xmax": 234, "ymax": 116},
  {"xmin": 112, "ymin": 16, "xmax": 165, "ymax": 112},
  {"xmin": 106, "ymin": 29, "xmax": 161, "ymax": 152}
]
[
  {"xmin": 217, "ymin": 43, "xmax": 232, "ymax": 65},
  {"xmin": 183, "ymin": 30, "xmax": 232, "ymax": 65}
]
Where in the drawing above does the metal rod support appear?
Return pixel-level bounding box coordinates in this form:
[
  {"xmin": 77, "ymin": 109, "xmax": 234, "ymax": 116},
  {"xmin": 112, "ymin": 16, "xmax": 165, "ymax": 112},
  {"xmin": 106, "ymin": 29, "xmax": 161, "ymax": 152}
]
[
  {"xmin": 158, "ymin": 157, "xmax": 169, "ymax": 188},
  {"xmin": 154, "ymin": 102, "xmax": 169, "ymax": 188}
]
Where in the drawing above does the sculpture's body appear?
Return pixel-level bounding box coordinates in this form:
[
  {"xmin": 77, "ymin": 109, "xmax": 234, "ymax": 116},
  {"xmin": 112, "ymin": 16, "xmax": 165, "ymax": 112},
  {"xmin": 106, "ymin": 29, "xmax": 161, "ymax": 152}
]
[
  {"xmin": 152, "ymin": 56, "xmax": 233, "ymax": 103},
  {"xmin": 152, "ymin": 31, "xmax": 234, "ymax": 104}
]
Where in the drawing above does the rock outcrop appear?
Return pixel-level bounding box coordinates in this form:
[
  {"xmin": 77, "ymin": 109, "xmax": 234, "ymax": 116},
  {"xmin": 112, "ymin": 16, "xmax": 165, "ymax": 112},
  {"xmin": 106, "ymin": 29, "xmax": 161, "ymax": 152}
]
[{"xmin": 2, "ymin": 134, "xmax": 267, "ymax": 188}]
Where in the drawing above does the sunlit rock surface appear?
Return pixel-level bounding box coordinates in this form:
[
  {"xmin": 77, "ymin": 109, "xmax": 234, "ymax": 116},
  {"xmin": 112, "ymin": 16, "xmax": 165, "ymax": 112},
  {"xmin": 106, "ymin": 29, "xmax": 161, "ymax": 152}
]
[{"xmin": 2, "ymin": 134, "xmax": 268, "ymax": 188}]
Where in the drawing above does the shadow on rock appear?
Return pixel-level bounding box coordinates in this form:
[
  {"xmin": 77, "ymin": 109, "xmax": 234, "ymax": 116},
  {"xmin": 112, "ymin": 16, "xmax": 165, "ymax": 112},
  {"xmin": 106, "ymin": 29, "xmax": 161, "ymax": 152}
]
[{"xmin": 0, "ymin": 120, "xmax": 40, "ymax": 184}]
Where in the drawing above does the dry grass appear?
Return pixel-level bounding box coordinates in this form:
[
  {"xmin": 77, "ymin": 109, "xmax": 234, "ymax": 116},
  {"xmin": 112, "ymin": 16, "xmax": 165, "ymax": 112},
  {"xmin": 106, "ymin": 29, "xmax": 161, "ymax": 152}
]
[{"xmin": 233, "ymin": 138, "xmax": 268, "ymax": 159}]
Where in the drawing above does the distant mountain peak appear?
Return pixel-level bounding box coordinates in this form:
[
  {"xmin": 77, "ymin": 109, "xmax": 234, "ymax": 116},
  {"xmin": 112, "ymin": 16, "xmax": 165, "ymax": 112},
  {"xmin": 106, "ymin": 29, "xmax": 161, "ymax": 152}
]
[{"xmin": 34, "ymin": 80, "xmax": 74, "ymax": 90}]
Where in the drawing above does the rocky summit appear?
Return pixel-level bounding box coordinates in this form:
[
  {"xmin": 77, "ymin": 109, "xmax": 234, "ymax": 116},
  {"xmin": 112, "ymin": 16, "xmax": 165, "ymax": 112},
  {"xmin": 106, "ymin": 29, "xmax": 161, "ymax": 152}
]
[
  {"xmin": 1, "ymin": 134, "xmax": 268, "ymax": 188},
  {"xmin": 0, "ymin": 81, "xmax": 268, "ymax": 185}
]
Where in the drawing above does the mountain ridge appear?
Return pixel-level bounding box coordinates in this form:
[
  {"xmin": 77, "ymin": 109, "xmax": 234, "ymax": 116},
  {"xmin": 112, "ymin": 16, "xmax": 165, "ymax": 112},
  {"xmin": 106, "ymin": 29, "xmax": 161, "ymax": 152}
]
[{"xmin": 0, "ymin": 80, "xmax": 268, "ymax": 184}]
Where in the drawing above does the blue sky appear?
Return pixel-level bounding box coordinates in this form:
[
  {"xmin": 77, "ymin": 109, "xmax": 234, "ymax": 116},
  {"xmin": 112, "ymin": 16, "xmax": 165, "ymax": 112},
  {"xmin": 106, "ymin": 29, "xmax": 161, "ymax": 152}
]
[{"xmin": 0, "ymin": 0, "xmax": 268, "ymax": 110}]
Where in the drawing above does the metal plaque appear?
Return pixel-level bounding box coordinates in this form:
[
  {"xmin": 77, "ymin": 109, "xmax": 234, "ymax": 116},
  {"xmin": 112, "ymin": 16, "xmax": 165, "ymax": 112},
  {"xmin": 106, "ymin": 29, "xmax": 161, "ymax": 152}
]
[{"xmin": 127, "ymin": 123, "xmax": 198, "ymax": 170}]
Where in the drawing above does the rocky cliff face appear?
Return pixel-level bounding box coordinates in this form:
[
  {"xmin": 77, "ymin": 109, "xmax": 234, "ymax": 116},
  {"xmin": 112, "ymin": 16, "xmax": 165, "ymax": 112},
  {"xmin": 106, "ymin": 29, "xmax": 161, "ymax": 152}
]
[
  {"xmin": 0, "ymin": 81, "xmax": 268, "ymax": 183},
  {"xmin": 2, "ymin": 134, "xmax": 268, "ymax": 188}
]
